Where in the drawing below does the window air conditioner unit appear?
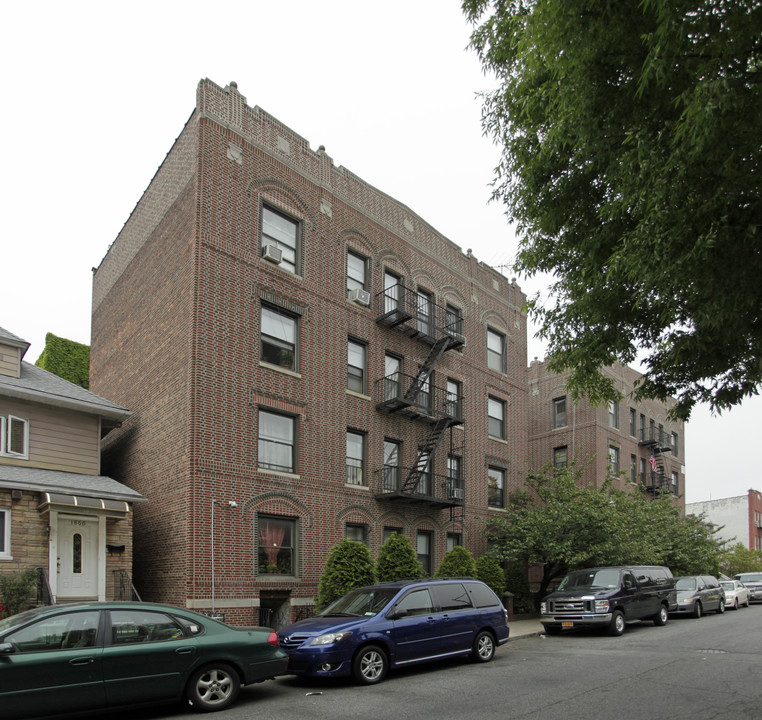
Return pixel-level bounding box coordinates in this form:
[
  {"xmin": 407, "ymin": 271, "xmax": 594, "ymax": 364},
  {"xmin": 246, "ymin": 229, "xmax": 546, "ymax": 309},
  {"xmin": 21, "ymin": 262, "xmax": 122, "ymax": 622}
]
[
  {"xmin": 450, "ymin": 487, "xmax": 465, "ymax": 501},
  {"xmin": 261, "ymin": 245, "xmax": 282, "ymax": 264},
  {"xmin": 348, "ymin": 288, "xmax": 371, "ymax": 306}
]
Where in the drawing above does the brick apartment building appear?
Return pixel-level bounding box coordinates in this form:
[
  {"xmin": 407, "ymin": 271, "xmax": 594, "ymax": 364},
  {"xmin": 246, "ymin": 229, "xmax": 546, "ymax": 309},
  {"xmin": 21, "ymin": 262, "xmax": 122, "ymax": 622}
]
[
  {"xmin": 90, "ymin": 79, "xmax": 529, "ymax": 625},
  {"xmin": 528, "ymin": 359, "xmax": 686, "ymax": 507}
]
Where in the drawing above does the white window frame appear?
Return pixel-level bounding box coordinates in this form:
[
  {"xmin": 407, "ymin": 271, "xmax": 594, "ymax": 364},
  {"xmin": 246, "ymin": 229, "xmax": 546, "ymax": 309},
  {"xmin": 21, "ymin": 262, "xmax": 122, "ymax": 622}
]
[
  {"xmin": 347, "ymin": 339, "xmax": 367, "ymax": 394},
  {"xmin": 261, "ymin": 204, "xmax": 299, "ymax": 274},
  {"xmin": 1, "ymin": 415, "xmax": 29, "ymax": 458},
  {"xmin": 0, "ymin": 507, "xmax": 10, "ymax": 558},
  {"xmin": 608, "ymin": 446, "xmax": 620, "ymax": 475},
  {"xmin": 260, "ymin": 304, "xmax": 298, "ymax": 371},
  {"xmin": 346, "ymin": 430, "xmax": 366, "ymax": 486},
  {"xmin": 487, "ymin": 328, "xmax": 506, "ymax": 373},
  {"xmin": 257, "ymin": 409, "xmax": 296, "ymax": 474},
  {"xmin": 552, "ymin": 397, "xmax": 567, "ymax": 428},
  {"xmin": 488, "ymin": 466, "xmax": 505, "ymax": 508},
  {"xmin": 488, "ymin": 396, "xmax": 505, "ymax": 440},
  {"xmin": 346, "ymin": 249, "xmax": 367, "ymax": 293}
]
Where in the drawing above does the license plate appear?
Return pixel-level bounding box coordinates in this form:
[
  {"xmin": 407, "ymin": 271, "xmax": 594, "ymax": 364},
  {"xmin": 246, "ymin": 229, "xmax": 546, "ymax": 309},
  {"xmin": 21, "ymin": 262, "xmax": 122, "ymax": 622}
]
[{"xmin": 562, "ymin": 621, "xmax": 574, "ymax": 628}]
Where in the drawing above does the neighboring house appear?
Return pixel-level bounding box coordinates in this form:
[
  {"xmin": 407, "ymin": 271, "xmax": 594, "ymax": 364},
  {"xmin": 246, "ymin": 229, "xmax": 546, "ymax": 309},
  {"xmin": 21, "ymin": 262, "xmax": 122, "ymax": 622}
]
[
  {"xmin": 686, "ymin": 490, "xmax": 762, "ymax": 550},
  {"xmin": 90, "ymin": 79, "xmax": 529, "ymax": 626},
  {"xmin": 0, "ymin": 326, "xmax": 145, "ymax": 604},
  {"xmin": 528, "ymin": 359, "xmax": 686, "ymax": 509}
]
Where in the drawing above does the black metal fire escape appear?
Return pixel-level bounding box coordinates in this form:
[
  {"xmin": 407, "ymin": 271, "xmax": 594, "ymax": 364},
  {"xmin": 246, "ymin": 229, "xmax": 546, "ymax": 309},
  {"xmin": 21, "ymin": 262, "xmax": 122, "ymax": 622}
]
[
  {"xmin": 374, "ymin": 283, "xmax": 465, "ymax": 513},
  {"xmin": 638, "ymin": 423, "xmax": 674, "ymax": 494}
]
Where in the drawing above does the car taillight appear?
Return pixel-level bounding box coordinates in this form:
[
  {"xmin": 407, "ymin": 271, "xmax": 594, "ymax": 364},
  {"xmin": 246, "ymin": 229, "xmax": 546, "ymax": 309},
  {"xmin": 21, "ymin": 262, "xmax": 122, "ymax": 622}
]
[{"xmin": 267, "ymin": 631, "xmax": 279, "ymax": 647}]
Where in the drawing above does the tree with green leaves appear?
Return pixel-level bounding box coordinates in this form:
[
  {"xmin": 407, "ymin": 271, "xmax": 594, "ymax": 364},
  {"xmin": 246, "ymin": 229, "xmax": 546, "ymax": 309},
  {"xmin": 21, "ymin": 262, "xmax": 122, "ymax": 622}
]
[
  {"xmin": 35, "ymin": 332, "xmax": 90, "ymax": 389},
  {"xmin": 485, "ymin": 464, "xmax": 722, "ymax": 607},
  {"xmin": 435, "ymin": 545, "xmax": 477, "ymax": 578},
  {"xmin": 376, "ymin": 533, "xmax": 424, "ymax": 582},
  {"xmin": 315, "ymin": 539, "xmax": 375, "ymax": 611},
  {"xmin": 719, "ymin": 542, "xmax": 762, "ymax": 576},
  {"xmin": 463, "ymin": 0, "xmax": 762, "ymax": 419},
  {"xmin": 476, "ymin": 554, "xmax": 507, "ymax": 598}
]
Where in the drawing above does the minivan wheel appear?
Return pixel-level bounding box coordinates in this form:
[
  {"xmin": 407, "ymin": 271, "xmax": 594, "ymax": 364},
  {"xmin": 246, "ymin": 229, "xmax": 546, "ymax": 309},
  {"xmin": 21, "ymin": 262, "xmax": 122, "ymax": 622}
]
[
  {"xmin": 607, "ymin": 610, "xmax": 626, "ymax": 636},
  {"xmin": 653, "ymin": 604, "xmax": 669, "ymax": 626},
  {"xmin": 471, "ymin": 630, "xmax": 495, "ymax": 663},
  {"xmin": 352, "ymin": 645, "xmax": 388, "ymax": 685},
  {"xmin": 693, "ymin": 602, "xmax": 703, "ymax": 618},
  {"xmin": 716, "ymin": 600, "xmax": 725, "ymax": 614}
]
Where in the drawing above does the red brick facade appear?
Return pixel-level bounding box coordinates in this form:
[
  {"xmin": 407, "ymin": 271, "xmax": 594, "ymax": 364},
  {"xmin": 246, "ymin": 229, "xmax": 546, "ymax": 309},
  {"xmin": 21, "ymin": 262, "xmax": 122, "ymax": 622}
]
[{"xmin": 91, "ymin": 79, "xmax": 529, "ymax": 625}]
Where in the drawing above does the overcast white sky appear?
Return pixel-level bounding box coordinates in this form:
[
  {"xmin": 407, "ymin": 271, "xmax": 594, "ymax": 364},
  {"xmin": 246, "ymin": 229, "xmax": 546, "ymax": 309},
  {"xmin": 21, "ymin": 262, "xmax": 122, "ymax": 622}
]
[{"xmin": 2, "ymin": 1, "xmax": 759, "ymax": 504}]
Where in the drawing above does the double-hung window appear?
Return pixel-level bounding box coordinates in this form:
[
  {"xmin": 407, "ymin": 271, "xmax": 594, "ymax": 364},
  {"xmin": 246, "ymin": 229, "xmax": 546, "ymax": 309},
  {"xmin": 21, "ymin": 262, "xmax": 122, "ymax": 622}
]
[
  {"xmin": 629, "ymin": 408, "xmax": 637, "ymax": 436},
  {"xmin": 261, "ymin": 304, "xmax": 297, "ymax": 371},
  {"xmin": 384, "ymin": 354, "xmax": 401, "ymax": 402},
  {"xmin": 383, "ymin": 271, "xmax": 403, "ymax": 314},
  {"xmin": 416, "ymin": 289, "xmax": 433, "ymax": 336},
  {"xmin": 257, "ymin": 514, "xmax": 296, "ymax": 574},
  {"xmin": 553, "ymin": 446, "xmax": 568, "ymax": 469},
  {"xmin": 446, "ymin": 378, "xmax": 461, "ymax": 419},
  {"xmin": 258, "ymin": 409, "xmax": 295, "ymax": 473},
  {"xmin": 345, "ymin": 523, "xmax": 368, "ymax": 544},
  {"xmin": 488, "ymin": 466, "xmax": 505, "ymax": 508},
  {"xmin": 488, "ymin": 396, "xmax": 505, "ymax": 440},
  {"xmin": 0, "ymin": 508, "xmax": 9, "ymax": 558},
  {"xmin": 261, "ymin": 205, "xmax": 299, "ymax": 274},
  {"xmin": 487, "ymin": 328, "xmax": 506, "ymax": 373},
  {"xmin": 445, "ymin": 304, "xmax": 463, "ymax": 337},
  {"xmin": 347, "ymin": 339, "xmax": 366, "ymax": 394},
  {"xmin": 416, "ymin": 531, "xmax": 433, "ymax": 575},
  {"xmin": 608, "ymin": 400, "xmax": 620, "ymax": 429},
  {"xmin": 446, "ymin": 532, "xmax": 462, "ymax": 552},
  {"xmin": 0, "ymin": 414, "xmax": 29, "ymax": 458},
  {"xmin": 346, "ymin": 250, "xmax": 367, "ymax": 293},
  {"xmin": 383, "ymin": 440, "xmax": 401, "ymax": 492},
  {"xmin": 346, "ymin": 430, "xmax": 365, "ymax": 486},
  {"xmin": 608, "ymin": 446, "xmax": 620, "ymax": 475},
  {"xmin": 552, "ymin": 397, "xmax": 567, "ymax": 428}
]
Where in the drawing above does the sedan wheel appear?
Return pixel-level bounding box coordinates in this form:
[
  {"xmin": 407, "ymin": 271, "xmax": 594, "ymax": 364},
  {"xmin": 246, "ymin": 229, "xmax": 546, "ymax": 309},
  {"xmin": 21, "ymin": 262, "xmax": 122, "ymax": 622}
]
[
  {"xmin": 186, "ymin": 663, "xmax": 240, "ymax": 712},
  {"xmin": 352, "ymin": 645, "xmax": 388, "ymax": 685}
]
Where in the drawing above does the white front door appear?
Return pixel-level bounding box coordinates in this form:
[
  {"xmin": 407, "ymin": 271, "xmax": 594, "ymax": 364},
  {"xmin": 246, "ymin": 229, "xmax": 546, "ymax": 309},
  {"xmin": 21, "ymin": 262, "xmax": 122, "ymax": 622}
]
[{"xmin": 57, "ymin": 516, "xmax": 99, "ymax": 598}]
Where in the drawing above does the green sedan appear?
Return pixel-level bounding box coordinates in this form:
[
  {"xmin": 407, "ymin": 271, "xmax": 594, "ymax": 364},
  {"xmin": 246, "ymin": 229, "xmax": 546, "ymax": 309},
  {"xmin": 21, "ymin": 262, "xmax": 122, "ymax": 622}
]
[{"xmin": 0, "ymin": 601, "xmax": 288, "ymax": 718}]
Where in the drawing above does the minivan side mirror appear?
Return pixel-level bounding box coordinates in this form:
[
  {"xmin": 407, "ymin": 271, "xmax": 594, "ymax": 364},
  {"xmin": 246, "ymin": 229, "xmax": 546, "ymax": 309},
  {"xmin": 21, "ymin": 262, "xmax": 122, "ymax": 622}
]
[
  {"xmin": 390, "ymin": 608, "xmax": 408, "ymax": 620},
  {"xmin": 0, "ymin": 642, "xmax": 15, "ymax": 655}
]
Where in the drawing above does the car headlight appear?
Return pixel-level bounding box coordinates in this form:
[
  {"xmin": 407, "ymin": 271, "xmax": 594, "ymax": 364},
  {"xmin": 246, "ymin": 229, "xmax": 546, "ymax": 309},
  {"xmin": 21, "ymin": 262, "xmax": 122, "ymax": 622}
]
[
  {"xmin": 540, "ymin": 602, "xmax": 547, "ymax": 614},
  {"xmin": 594, "ymin": 599, "xmax": 610, "ymax": 613},
  {"xmin": 310, "ymin": 631, "xmax": 353, "ymax": 646}
]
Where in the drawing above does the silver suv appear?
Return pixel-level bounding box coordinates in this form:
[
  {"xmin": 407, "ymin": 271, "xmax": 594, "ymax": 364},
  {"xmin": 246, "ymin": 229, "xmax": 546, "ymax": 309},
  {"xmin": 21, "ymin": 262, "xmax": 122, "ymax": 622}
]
[{"xmin": 734, "ymin": 572, "xmax": 762, "ymax": 602}]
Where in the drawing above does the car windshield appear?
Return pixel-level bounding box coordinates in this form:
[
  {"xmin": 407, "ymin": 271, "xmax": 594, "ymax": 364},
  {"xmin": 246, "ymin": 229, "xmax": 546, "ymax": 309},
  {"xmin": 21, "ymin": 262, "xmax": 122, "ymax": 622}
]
[
  {"xmin": 557, "ymin": 569, "xmax": 620, "ymax": 591},
  {"xmin": 720, "ymin": 582, "xmax": 734, "ymax": 591},
  {"xmin": 320, "ymin": 588, "xmax": 398, "ymax": 617},
  {"xmin": 675, "ymin": 577, "xmax": 697, "ymax": 590}
]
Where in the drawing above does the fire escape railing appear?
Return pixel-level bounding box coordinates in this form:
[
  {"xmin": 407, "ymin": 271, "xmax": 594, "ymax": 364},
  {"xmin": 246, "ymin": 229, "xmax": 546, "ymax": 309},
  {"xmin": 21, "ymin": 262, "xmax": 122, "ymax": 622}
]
[{"xmin": 638, "ymin": 427, "xmax": 676, "ymax": 494}]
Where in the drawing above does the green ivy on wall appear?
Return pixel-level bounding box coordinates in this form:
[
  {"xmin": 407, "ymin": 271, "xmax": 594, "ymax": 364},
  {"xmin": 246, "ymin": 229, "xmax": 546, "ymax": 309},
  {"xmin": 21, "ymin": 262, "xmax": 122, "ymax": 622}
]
[{"xmin": 35, "ymin": 332, "xmax": 90, "ymax": 389}]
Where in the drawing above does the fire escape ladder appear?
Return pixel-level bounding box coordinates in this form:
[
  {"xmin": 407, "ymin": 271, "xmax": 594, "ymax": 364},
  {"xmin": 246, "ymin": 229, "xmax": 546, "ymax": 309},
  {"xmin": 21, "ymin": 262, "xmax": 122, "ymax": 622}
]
[
  {"xmin": 402, "ymin": 336, "xmax": 450, "ymax": 403},
  {"xmin": 401, "ymin": 418, "xmax": 454, "ymax": 493}
]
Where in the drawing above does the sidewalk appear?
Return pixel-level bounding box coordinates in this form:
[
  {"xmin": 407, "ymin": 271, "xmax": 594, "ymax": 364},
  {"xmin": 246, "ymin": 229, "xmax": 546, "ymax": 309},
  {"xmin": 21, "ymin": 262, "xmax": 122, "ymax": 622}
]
[{"xmin": 508, "ymin": 617, "xmax": 544, "ymax": 639}]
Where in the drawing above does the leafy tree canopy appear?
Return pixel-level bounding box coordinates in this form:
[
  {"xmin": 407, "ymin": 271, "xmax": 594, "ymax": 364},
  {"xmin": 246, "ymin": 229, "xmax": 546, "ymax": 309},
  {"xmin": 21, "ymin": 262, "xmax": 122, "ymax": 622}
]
[
  {"xmin": 463, "ymin": 0, "xmax": 762, "ymax": 419},
  {"xmin": 485, "ymin": 464, "xmax": 723, "ymax": 606},
  {"xmin": 376, "ymin": 533, "xmax": 424, "ymax": 582},
  {"xmin": 35, "ymin": 332, "xmax": 90, "ymax": 389},
  {"xmin": 719, "ymin": 542, "xmax": 762, "ymax": 576},
  {"xmin": 315, "ymin": 538, "xmax": 375, "ymax": 611}
]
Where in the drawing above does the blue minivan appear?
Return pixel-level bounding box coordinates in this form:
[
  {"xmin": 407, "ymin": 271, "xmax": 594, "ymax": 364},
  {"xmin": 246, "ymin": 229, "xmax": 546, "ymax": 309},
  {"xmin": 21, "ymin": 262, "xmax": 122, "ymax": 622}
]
[{"xmin": 277, "ymin": 578, "xmax": 509, "ymax": 684}]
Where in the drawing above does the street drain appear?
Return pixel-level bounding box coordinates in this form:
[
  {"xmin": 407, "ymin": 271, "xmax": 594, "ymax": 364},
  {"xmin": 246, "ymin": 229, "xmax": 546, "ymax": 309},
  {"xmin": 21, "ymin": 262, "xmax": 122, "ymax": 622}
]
[{"xmin": 697, "ymin": 649, "xmax": 727, "ymax": 654}]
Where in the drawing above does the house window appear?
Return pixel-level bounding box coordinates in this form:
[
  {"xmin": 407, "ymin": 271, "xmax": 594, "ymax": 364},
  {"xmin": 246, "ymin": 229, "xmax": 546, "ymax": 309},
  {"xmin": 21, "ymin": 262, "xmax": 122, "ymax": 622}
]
[
  {"xmin": 416, "ymin": 531, "xmax": 433, "ymax": 575},
  {"xmin": 640, "ymin": 458, "xmax": 647, "ymax": 484},
  {"xmin": 260, "ymin": 304, "xmax": 297, "ymax": 371},
  {"xmin": 416, "ymin": 367, "xmax": 432, "ymax": 411},
  {"xmin": 608, "ymin": 400, "xmax": 620, "ymax": 429},
  {"xmin": 446, "ymin": 532, "xmax": 462, "ymax": 552},
  {"xmin": 445, "ymin": 304, "xmax": 463, "ymax": 337},
  {"xmin": 630, "ymin": 454, "xmax": 637, "ymax": 483},
  {"xmin": 671, "ymin": 471, "xmax": 679, "ymax": 494},
  {"xmin": 383, "ymin": 270, "xmax": 403, "ymax": 314},
  {"xmin": 383, "ymin": 440, "xmax": 401, "ymax": 492},
  {"xmin": 0, "ymin": 415, "xmax": 29, "ymax": 458},
  {"xmin": 346, "ymin": 430, "xmax": 366, "ymax": 486},
  {"xmin": 629, "ymin": 408, "xmax": 637, "ymax": 436},
  {"xmin": 383, "ymin": 526, "xmax": 403, "ymax": 543},
  {"xmin": 257, "ymin": 515, "xmax": 296, "ymax": 575},
  {"xmin": 608, "ymin": 446, "xmax": 620, "ymax": 475},
  {"xmin": 345, "ymin": 523, "xmax": 368, "ymax": 544},
  {"xmin": 488, "ymin": 396, "xmax": 505, "ymax": 440},
  {"xmin": 553, "ymin": 446, "xmax": 568, "ymax": 469},
  {"xmin": 639, "ymin": 413, "xmax": 646, "ymax": 442},
  {"xmin": 671, "ymin": 432, "xmax": 679, "ymax": 455},
  {"xmin": 0, "ymin": 508, "xmax": 9, "ymax": 558},
  {"xmin": 416, "ymin": 448, "xmax": 431, "ymax": 495},
  {"xmin": 447, "ymin": 455, "xmax": 462, "ymax": 500},
  {"xmin": 488, "ymin": 466, "xmax": 505, "ymax": 508},
  {"xmin": 416, "ymin": 289, "xmax": 433, "ymax": 336},
  {"xmin": 487, "ymin": 328, "xmax": 506, "ymax": 373},
  {"xmin": 347, "ymin": 339, "xmax": 367, "ymax": 394},
  {"xmin": 446, "ymin": 379, "xmax": 462, "ymax": 420},
  {"xmin": 384, "ymin": 354, "xmax": 401, "ymax": 402},
  {"xmin": 552, "ymin": 397, "xmax": 567, "ymax": 428},
  {"xmin": 261, "ymin": 205, "xmax": 299, "ymax": 274},
  {"xmin": 258, "ymin": 410, "xmax": 295, "ymax": 473},
  {"xmin": 346, "ymin": 250, "xmax": 367, "ymax": 293}
]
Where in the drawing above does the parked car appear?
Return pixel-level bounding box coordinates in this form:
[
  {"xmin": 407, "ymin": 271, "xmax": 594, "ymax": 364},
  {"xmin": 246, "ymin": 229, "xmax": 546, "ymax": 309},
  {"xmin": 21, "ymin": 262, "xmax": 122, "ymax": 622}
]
[
  {"xmin": 0, "ymin": 601, "xmax": 288, "ymax": 719},
  {"xmin": 277, "ymin": 578, "xmax": 509, "ymax": 684},
  {"xmin": 733, "ymin": 572, "xmax": 762, "ymax": 602},
  {"xmin": 672, "ymin": 575, "xmax": 725, "ymax": 617},
  {"xmin": 720, "ymin": 579, "xmax": 751, "ymax": 609},
  {"xmin": 540, "ymin": 565, "xmax": 676, "ymax": 636}
]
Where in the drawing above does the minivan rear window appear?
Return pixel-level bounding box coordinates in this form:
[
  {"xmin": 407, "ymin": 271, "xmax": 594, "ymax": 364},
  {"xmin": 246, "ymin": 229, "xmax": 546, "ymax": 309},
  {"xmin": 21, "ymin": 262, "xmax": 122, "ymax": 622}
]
[
  {"xmin": 432, "ymin": 583, "xmax": 472, "ymax": 611},
  {"xmin": 464, "ymin": 582, "xmax": 501, "ymax": 608}
]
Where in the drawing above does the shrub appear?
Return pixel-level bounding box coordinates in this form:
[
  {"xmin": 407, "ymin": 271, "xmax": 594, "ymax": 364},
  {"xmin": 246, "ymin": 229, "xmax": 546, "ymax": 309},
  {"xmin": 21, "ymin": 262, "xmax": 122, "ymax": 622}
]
[
  {"xmin": 476, "ymin": 555, "xmax": 507, "ymax": 598},
  {"xmin": 316, "ymin": 539, "xmax": 375, "ymax": 611},
  {"xmin": 435, "ymin": 545, "xmax": 477, "ymax": 578},
  {"xmin": 376, "ymin": 533, "xmax": 424, "ymax": 582},
  {"xmin": 0, "ymin": 568, "xmax": 38, "ymax": 618}
]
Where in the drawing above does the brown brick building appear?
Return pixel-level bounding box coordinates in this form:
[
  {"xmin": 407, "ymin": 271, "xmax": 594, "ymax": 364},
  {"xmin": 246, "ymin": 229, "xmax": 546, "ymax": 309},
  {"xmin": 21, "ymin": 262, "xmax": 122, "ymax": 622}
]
[
  {"xmin": 528, "ymin": 359, "xmax": 685, "ymax": 508},
  {"xmin": 90, "ymin": 79, "xmax": 529, "ymax": 625}
]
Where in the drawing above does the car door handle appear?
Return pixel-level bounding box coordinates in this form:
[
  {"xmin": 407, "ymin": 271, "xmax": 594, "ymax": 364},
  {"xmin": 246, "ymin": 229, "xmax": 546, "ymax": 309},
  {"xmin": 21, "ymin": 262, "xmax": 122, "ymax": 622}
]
[
  {"xmin": 175, "ymin": 647, "xmax": 194, "ymax": 655},
  {"xmin": 69, "ymin": 657, "xmax": 95, "ymax": 665}
]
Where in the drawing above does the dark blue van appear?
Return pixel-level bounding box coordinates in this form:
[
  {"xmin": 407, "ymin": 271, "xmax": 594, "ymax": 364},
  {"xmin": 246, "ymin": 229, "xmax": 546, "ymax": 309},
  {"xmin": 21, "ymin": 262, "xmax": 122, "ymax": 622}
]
[{"xmin": 277, "ymin": 578, "xmax": 509, "ymax": 684}]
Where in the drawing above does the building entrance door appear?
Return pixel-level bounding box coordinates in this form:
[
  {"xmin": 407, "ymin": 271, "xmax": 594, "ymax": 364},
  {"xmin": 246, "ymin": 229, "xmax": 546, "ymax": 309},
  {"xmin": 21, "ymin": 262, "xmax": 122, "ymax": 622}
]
[{"xmin": 57, "ymin": 516, "xmax": 98, "ymax": 599}]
